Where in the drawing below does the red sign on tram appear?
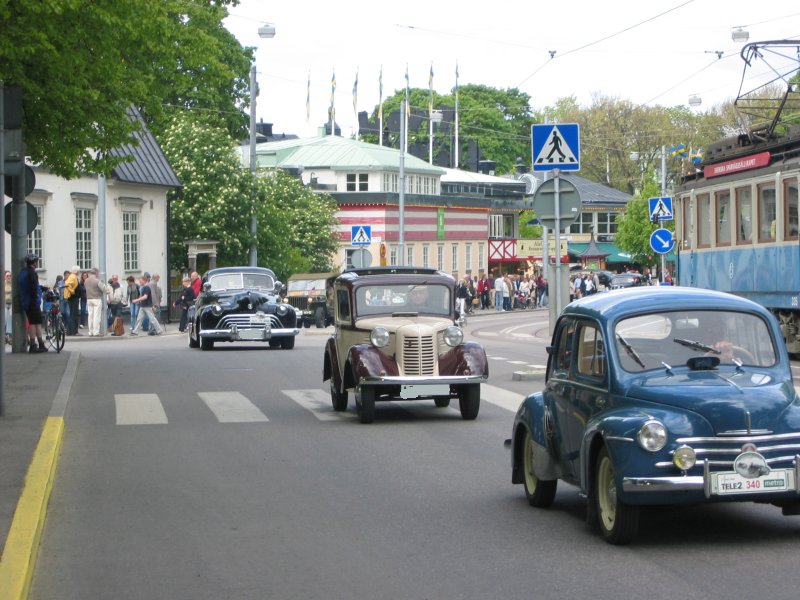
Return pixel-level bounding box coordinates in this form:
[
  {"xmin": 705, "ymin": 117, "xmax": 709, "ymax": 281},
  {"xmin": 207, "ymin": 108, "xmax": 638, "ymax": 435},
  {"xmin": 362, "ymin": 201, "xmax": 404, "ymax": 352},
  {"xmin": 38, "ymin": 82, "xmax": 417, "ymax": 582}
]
[{"xmin": 704, "ymin": 151, "xmax": 770, "ymax": 178}]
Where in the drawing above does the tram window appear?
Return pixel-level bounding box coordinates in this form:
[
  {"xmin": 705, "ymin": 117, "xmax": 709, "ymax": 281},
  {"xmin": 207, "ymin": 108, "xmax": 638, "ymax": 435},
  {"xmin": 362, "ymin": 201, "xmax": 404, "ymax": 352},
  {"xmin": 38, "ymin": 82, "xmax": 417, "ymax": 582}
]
[
  {"xmin": 697, "ymin": 194, "xmax": 711, "ymax": 247},
  {"xmin": 736, "ymin": 186, "xmax": 753, "ymax": 244},
  {"xmin": 785, "ymin": 178, "xmax": 799, "ymax": 240},
  {"xmin": 758, "ymin": 183, "xmax": 776, "ymax": 242},
  {"xmin": 716, "ymin": 190, "xmax": 731, "ymax": 246},
  {"xmin": 683, "ymin": 196, "xmax": 694, "ymax": 247}
]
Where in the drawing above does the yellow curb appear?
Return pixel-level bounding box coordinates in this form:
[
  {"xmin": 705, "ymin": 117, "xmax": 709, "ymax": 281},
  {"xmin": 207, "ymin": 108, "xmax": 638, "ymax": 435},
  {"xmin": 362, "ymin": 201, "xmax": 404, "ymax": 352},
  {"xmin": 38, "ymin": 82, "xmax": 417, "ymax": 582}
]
[{"xmin": 0, "ymin": 416, "xmax": 64, "ymax": 600}]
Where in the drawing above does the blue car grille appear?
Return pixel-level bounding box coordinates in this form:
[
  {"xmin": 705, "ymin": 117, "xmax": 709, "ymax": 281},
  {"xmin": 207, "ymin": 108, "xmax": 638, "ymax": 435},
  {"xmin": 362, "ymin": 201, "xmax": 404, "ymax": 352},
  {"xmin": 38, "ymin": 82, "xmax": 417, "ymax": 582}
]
[{"xmin": 659, "ymin": 432, "xmax": 800, "ymax": 471}]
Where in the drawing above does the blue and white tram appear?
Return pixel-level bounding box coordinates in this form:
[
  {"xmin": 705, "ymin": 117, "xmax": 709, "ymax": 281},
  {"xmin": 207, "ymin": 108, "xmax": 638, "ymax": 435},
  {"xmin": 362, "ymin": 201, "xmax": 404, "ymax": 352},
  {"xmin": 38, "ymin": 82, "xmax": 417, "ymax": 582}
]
[{"xmin": 675, "ymin": 131, "xmax": 800, "ymax": 354}]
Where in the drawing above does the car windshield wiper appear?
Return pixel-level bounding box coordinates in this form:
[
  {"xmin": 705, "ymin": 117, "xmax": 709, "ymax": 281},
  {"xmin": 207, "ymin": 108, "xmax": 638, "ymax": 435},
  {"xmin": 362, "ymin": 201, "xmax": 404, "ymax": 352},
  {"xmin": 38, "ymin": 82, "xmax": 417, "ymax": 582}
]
[
  {"xmin": 617, "ymin": 334, "xmax": 646, "ymax": 369},
  {"xmin": 673, "ymin": 337, "xmax": 719, "ymax": 354}
]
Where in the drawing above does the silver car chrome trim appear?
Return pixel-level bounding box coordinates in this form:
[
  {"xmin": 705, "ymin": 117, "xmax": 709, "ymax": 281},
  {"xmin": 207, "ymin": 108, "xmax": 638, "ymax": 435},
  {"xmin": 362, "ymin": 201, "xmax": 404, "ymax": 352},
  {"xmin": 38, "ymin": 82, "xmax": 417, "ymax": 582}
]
[
  {"xmin": 622, "ymin": 475, "xmax": 705, "ymax": 492},
  {"xmin": 200, "ymin": 327, "xmax": 300, "ymax": 339},
  {"xmin": 677, "ymin": 432, "xmax": 800, "ymax": 444},
  {"xmin": 360, "ymin": 375, "xmax": 488, "ymax": 385},
  {"xmin": 604, "ymin": 436, "xmax": 634, "ymax": 443}
]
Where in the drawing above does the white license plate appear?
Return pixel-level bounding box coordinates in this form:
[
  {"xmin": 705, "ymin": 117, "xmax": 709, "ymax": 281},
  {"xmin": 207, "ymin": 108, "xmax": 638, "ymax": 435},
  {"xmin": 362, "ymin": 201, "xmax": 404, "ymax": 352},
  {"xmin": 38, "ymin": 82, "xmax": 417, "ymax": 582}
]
[
  {"xmin": 251, "ymin": 313, "xmax": 267, "ymax": 323},
  {"xmin": 711, "ymin": 468, "xmax": 795, "ymax": 495},
  {"xmin": 400, "ymin": 384, "xmax": 450, "ymax": 399},
  {"xmin": 240, "ymin": 328, "xmax": 267, "ymax": 340}
]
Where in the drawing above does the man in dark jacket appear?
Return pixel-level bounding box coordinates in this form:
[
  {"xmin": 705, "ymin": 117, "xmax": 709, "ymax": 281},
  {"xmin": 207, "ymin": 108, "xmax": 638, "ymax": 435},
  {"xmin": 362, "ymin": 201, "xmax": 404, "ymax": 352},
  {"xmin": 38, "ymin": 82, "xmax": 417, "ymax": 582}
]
[{"xmin": 19, "ymin": 254, "xmax": 47, "ymax": 352}]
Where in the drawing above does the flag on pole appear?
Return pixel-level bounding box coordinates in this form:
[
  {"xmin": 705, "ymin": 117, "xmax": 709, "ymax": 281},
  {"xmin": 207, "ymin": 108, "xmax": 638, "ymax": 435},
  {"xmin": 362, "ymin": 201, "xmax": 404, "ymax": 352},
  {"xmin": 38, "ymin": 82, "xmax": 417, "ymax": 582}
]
[
  {"xmin": 306, "ymin": 71, "xmax": 311, "ymax": 122},
  {"xmin": 378, "ymin": 66, "xmax": 383, "ymax": 120},
  {"xmin": 330, "ymin": 69, "xmax": 336, "ymax": 133},
  {"xmin": 428, "ymin": 63, "xmax": 434, "ymax": 114},
  {"xmin": 405, "ymin": 64, "xmax": 410, "ymax": 117},
  {"xmin": 352, "ymin": 69, "xmax": 359, "ymax": 115},
  {"xmin": 454, "ymin": 62, "xmax": 460, "ymax": 168}
]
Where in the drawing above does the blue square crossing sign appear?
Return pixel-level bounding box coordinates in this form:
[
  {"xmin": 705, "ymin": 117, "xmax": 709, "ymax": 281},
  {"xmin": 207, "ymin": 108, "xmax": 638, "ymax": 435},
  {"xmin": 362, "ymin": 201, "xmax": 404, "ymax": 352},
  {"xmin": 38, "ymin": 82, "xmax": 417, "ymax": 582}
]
[{"xmin": 532, "ymin": 124, "xmax": 580, "ymax": 172}]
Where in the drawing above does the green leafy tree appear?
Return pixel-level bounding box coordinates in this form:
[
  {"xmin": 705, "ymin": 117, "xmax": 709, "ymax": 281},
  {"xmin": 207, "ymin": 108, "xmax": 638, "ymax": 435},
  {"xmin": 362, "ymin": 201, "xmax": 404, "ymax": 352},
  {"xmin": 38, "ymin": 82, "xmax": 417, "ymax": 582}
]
[
  {"xmin": 614, "ymin": 175, "xmax": 674, "ymax": 269},
  {"xmin": 518, "ymin": 210, "xmax": 542, "ymax": 239},
  {"xmin": 161, "ymin": 113, "xmax": 339, "ymax": 281},
  {"xmin": 0, "ymin": 0, "xmax": 251, "ymax": 178}
]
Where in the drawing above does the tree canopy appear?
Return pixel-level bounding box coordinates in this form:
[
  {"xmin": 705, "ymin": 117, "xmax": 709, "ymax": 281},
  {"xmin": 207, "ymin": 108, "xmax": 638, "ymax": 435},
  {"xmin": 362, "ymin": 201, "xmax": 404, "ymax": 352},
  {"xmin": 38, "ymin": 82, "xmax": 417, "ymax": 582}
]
[{"xmin": 0, "ymin": 0, "xmax": 251, "ymax": 179}]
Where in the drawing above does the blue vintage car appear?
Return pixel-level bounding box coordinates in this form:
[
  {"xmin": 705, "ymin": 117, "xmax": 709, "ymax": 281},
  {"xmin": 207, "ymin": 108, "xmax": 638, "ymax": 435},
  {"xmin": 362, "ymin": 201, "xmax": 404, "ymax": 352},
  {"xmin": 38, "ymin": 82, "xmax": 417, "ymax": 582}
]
[{"xmin": 507, "ymin": 286, "xmax": 800, "ymax": 544}]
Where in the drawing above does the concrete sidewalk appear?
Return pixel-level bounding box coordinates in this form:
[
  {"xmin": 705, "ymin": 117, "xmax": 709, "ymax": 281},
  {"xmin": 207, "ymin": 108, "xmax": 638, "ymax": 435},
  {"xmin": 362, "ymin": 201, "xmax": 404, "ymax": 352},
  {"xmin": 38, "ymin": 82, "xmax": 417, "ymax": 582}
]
[{"xmin": 0, "ymin": 349, "xmax": 78, "ymax": 599}]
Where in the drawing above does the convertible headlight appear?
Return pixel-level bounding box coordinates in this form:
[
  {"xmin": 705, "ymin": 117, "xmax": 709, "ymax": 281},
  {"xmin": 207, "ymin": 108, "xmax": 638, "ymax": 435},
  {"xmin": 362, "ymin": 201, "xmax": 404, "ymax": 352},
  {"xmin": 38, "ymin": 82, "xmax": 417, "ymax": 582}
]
[
  {"xmin": 443, "ymin": 326, "xmax": 464, "ymax": 347},
  {"xmin": 673, "ymin": 445, "xmax": 696, "ymax": 471},
  {"xmin": 370, "ymin": 327, "xmax": 390, "ymax": 348},
  {"xmin": 211, "ymin": 303, "xmax": 223, "ymax": 315},
  {"xmin": 636, "ymin": 420, "xmax": 667, "ymax": 452},
  {"xmin": 276, "ymin": 303, "xmax": 289, "ymax": 316}
]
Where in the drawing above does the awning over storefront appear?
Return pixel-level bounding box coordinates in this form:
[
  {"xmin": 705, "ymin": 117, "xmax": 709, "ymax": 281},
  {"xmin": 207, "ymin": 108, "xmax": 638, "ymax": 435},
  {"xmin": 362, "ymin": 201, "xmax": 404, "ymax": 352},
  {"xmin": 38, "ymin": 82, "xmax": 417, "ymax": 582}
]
[{"xmin": 568, "ymin": 241, "xmax": 631, "ymax": 263}]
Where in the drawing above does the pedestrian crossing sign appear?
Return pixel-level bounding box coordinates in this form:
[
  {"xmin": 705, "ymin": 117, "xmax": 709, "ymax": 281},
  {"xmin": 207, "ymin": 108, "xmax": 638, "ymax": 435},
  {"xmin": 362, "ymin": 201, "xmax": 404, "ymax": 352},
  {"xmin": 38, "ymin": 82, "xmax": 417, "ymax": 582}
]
[
  {"xmin": 648, "ymin": 197, "xmax": 673, "ymax": 221},
  {"xmin": 351, "ymin": 225, "xmax": 372, "ymax": 246},
  {"xmin": 532, "ymin": 124, "xmax": 580, "ymax": 172}
]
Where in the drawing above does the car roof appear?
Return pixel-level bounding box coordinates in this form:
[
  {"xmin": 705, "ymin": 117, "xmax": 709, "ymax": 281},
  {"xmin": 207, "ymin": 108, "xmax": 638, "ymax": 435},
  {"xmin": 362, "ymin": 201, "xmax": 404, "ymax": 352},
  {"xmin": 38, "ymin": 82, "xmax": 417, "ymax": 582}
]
[
  {"xmin": 334, "ymin": 266, "xmax": 455, "ymax": 288},
  {"xmin": 205, "ymin": 266, "xmax": 277, "ymax": 278},
  {"xmin": 288, "ymin": 271, "xmax": 340, "ymax": 281},
  {"xmin": 564, "ymin": 286, "xmax": 773, "ymax": 322}
]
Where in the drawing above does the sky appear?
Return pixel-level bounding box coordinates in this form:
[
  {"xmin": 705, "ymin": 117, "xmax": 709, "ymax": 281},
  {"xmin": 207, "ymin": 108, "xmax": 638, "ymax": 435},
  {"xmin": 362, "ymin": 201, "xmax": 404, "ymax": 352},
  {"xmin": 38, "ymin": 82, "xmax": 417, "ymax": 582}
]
[{"xmin": 222, "ymin": 0, "xmax": 800, "ymax": 140}]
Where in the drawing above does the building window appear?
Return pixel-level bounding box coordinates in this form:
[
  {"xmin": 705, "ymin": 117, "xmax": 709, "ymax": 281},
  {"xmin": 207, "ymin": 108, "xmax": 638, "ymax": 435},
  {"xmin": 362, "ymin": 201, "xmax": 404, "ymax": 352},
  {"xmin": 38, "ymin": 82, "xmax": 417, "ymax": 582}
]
[
  {"xmin": 451, "ymin": 243, "xmax": 458, "ymax": 272},
  {"xmin": 75, "ymin": 207, "xmax": 93, "ymax": 269},
  {"xmin": 569, "ymin": 211, "xmax": 594, "ymax": 235},
  {"xmin": 489, "ymin": 214, "xmax": 514, "ymax": 238},
  {"xmin": 784, "ymin": 178, "xmax": 798, "ymax": 240},
  {"xmin": 122, "ymin": 210, "xmax": 139, "ymax": 271},
  {"xmin": 465, "ymin": 243, "xmax": 472, "ymax": 272},
  {"xmin": 715, "ymin": 190, "xmax": 731, "ymax": 246},
  {"xmin": 437, "ymin": 244, "xmax": 444, "ymax": 270},
  {"xmin": 390, "ymin": 245, "xmax": 398, "ymax": 265},
  {"xmin": 346, "ymin": 173, "xmax": 368, "ymax": 192},
  {"xmin": 27, "ymin": 205, "xmax": 44, "ymax": 269},
  {"xmin": 758, "ymin": 183, "xmax": 776, "ymax": 242},
  {"xmin": 407, "ymin": 244, "xmax": 414, "ymax": 266},
  {"xmin": 736, "ymin": 186, "xmax": 752, "ymax": 244},
  {"xmin": 478, "ymin": 243, "xmax": 484, "ymax": 272},
  {"xmin": 697, "ymin": 194, "xmax": 711, "ymax": 248},
  {"xmin": 595, "ymin": 211, "xmax": 618, "ymax": 236},
  {"xmin": 422, "ymin": 245, "xmax": 429, "ymax": 268},
  {"xmin": 383, "ymin": 173, "xmax": 398, "ymax": 193}
]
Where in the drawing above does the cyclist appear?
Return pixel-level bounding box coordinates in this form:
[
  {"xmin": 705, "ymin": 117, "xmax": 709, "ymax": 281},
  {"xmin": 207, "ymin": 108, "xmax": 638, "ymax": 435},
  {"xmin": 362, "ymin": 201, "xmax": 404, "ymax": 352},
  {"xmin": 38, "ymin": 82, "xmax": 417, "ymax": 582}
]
[{"xmin": 19, "ymin": 253, "xmax": 47, "ymax": 352}]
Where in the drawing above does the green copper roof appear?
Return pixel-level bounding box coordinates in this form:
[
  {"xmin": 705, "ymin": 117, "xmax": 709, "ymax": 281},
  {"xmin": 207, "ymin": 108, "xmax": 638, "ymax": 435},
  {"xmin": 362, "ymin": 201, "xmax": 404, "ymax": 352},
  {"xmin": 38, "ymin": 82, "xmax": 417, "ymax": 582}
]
[{"xmin": 253, "ymin": 135, "xmax": 445, "ymax": 175}]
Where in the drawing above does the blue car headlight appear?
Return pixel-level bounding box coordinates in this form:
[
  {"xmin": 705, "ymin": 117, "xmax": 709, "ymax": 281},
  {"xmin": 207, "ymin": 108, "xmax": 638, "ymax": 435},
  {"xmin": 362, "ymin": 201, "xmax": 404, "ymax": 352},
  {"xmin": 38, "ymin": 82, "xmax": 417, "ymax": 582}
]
[{"xmin": 636, "ymin": 420, "xmax": 667, "ymax": 452}]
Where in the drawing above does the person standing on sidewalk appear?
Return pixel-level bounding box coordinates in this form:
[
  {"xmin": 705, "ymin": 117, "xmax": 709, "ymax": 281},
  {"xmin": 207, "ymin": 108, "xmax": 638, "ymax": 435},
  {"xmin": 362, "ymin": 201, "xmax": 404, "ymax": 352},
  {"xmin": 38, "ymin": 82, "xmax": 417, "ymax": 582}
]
[
  {"xmin": 64, "ymin": 266, "xmax": 80, "ymax": 335},
  {"xmin": 19, "ymin": 254, "xmax": 47, "ymax": 352},
  {"xmin": 174, "ymin": 276, "xmax": 195, "ymax": 332},
  {"xmin": 148, "ymin": 273, "xmax": 163, "ymax": 335},
  {"xmin": 494, "ymin": 272, "xmax": 505, "ymax": 312},
  {"xmin": 125, "ymin": 275, "xmax": 140, "ymax": 330},
  {"xmin": 4, "ymin": 270, "xmax": 13, "ymax": 345},
  {"xmin": 129, "ymin": 274, "xmax": 163, "ymax": 336},
  {"xmin": 106, "ymin": 275, "xmax": 124, "ymax": 330},
  {"xmin": 85, "ymin": 267, "xmax": 106, "ymax": 337}
]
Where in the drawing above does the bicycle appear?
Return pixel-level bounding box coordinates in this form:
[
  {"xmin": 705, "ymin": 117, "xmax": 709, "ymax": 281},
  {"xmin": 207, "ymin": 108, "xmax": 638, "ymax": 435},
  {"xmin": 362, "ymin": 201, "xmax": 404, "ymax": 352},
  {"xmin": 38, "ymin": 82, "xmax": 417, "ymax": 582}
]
[{"xmin": 42, "ymin": 290, "xmax": 66, "ymax": 353}]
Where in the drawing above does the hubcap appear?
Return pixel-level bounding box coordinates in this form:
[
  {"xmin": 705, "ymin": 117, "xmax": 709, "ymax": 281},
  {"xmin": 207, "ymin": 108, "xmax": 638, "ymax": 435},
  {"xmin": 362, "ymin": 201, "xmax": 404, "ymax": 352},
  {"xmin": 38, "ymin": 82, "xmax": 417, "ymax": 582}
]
[
  {"xmin": 598, "ymin": 456, "xmax": 616, "ymax": 528},
  {"xmin": 524, "ymin": 434, "xmax": 538, "ymax": 491}
]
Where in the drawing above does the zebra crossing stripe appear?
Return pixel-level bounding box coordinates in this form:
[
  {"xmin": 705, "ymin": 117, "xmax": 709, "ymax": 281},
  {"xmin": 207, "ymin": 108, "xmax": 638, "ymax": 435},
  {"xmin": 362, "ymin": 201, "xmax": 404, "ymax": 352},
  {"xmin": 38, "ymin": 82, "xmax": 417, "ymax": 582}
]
[
  {"xmin": 480, "ymin": 384, "xmax": 525, "ymax": 413},
  {"xmin": 115, "ymin": 394, "xmax": 168, "ymax": 425},
  {"xmin": 282, "ymin": 389, "xmax": 356, "ymax": 421},
  {"xmin": 199, "ymin": 391, "xmax": 269, "ymax": 423}
]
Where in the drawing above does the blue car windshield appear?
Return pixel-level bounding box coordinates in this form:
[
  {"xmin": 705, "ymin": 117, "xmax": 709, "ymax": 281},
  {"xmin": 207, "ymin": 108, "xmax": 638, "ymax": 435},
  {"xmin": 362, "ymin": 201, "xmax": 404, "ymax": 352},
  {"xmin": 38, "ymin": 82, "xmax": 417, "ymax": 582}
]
[{"xmin": 615, "ymin": 310, "xmax": 778, "ymax": 372}]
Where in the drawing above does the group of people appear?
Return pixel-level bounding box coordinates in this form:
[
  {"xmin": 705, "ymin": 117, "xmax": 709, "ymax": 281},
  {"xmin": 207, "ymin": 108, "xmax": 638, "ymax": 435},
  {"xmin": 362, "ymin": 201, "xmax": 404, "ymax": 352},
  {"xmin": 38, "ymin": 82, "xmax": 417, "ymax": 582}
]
[
  {"xmin": 471, "ymin": 272, "xmax": 548, "ymax": 313},
  {"xmin": 2, "ymin": 256, "xmax": 198, "ymax": 352},
  {"xmin": 570, "ymin": 272, "xmax": 601, "ymax": 301}
]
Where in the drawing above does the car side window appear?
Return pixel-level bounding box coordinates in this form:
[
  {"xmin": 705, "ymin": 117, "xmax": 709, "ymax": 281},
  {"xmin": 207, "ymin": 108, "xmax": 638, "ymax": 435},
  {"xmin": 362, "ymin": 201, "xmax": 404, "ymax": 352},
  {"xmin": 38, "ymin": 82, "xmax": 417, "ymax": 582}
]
[
  {"xmin": 551, "ymin": 319, "xmax": 576, "ymax": 376},
  {"xmin": 576, "ymin": 323, "xmax": 606, "ymax": 381},
  {"xmin": 336, "ymin": 289, "xmax": 350, "ymax": 322}
]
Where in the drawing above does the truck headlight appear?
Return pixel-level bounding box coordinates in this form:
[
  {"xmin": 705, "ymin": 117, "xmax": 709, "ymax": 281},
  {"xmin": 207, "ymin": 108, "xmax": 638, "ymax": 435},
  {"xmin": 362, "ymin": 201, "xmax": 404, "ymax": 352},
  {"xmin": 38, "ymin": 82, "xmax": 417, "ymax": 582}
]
[
  {"xmin": 443, "ymin": 326, "xmax": 463, "ymax": 347},
  {"xmin": 370, "ymin": 327, "xmax": 390, "ymax": 348},
  {"xmin": 636, "ymin": 420, "xmax": 667, "ymax": 452}
]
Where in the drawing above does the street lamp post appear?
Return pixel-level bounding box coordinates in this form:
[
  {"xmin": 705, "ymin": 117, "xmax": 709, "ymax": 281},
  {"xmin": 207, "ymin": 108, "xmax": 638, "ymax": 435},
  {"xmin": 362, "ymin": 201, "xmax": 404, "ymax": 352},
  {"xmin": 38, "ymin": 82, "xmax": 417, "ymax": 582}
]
[{"xmin": 249, "ymin": 23, "xmax": 276, "ymax": 267}]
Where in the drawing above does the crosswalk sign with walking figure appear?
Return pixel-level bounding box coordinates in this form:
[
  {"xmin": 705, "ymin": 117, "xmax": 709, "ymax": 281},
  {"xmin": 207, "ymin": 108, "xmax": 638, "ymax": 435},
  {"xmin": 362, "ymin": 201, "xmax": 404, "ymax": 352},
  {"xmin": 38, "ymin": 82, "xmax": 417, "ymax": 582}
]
[{"xmin": 532, "ymin": 124, "xmax": 580, "ymax": 172}]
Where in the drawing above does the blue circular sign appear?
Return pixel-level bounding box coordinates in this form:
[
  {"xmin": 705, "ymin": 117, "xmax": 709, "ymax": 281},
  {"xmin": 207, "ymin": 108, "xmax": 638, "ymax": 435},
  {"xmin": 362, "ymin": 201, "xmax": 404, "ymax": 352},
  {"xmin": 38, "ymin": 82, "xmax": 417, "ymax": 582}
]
[{"xmin": 650, "ymin": 229, "xmax": 675, "ymax": 254}]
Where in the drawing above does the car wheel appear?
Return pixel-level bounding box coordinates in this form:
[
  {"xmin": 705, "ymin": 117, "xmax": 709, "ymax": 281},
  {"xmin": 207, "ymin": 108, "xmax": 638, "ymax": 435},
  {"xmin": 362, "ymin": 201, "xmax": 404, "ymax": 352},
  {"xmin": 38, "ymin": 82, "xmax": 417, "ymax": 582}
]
[
  {"xmin": 457, "ymin": 384, "xmax": 480, "ymax": 420},
  {"xmin": 303, "ymin": 320, "xmax": 311, "ymax": 329},
  {"xmin": 434, "ymin": 396, "xmax": 450, "ymax": 408},
  {"xmin": 522, "ymin": 428, "xmax": 557, "ymax": 507},
  {"xmin": 355, "ymin": 385, "xmax": 375, "ymax": 424},
  {"xmin": 188, "ymin": 323, "xmax": 199, "ymax": 348},
  {"xmin": 281, "ymin": 336, "xmax": 295, "ymax": 350},
  {"xmin": 269, "ymin": 339, "xmax": 281, "ymax": 348},
  {"xmin": 200, "ymin": 335, "xmax": 214, "ymax": 351},
  {"xmin": 330, "ymin": 379, "xmax": 348, "ymax": 411},
  {"xmin": 595, "ymin": 446, "xmax": 639, "ymax": 545},
  {"xmin": 315, "ymin": 307, "xmax": 325, "ymax": 328}
]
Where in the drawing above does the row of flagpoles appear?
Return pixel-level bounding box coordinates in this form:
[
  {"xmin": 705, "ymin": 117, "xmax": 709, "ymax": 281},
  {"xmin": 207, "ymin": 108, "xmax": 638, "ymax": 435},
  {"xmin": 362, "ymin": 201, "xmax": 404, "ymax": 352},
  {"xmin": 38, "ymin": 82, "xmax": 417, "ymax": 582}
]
[
  {"xmin": 308, "ymin": 63, "xmax": 460, "ymax": 153},
  {"xmin": 670, "ymin": 144, "xmax": 703, "ymax": 164}
]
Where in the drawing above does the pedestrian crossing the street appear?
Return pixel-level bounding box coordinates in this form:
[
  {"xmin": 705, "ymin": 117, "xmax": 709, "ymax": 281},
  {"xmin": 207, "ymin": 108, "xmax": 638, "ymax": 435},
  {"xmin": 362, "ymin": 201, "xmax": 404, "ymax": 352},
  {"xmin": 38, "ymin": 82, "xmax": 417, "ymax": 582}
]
[{"xmin": 112, "ymin": 384, "xmax": 525, "ymax": 426}]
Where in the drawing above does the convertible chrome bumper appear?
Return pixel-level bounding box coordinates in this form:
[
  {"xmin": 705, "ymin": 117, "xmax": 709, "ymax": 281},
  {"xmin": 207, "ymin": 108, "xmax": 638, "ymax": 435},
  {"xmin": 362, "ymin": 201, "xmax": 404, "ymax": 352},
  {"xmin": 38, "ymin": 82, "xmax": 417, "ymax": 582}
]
[
  {"xmin": 200, "ymin": 326, "xmax": 300, "ymax": 340},
  {"xmin": 622, "ymin": 476, "xmax": 705, "ymax": 492},
  {"xmin": 361, "ymin": 374, "xmax": 488, "ymax": 385}
]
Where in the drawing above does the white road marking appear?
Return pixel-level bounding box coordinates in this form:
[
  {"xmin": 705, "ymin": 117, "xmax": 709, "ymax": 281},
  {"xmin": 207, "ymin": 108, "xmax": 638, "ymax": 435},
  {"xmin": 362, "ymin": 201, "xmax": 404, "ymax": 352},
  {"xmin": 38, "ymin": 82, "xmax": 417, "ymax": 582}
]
[
  {"xmin": 283, "ymin": 389, "xmax": 356, "ymax": 421},
  {"xmin": 480, "ymin": 383, "xmax": 525, "ymax": 412},
  {"xmin": 199, "ymin": 391, "xmax": 269, "ymax": 423},
  {"xmin": 488, "ymin": 356, "xmax": 508, "ymax": 361},
  {"xmin": 527, "ymin": 364, "xmax": 547, "ymax": 369},
  {"xmin": 507, "ymin": 360, "xmax": 528, "ymax": 365},
  {"xmin": 479, "ymin": 331, "xmax": 499, "ymax": 337},
  {"xmin": 115, "ymin": 393, "xmax": 168, "ymax": 425}
]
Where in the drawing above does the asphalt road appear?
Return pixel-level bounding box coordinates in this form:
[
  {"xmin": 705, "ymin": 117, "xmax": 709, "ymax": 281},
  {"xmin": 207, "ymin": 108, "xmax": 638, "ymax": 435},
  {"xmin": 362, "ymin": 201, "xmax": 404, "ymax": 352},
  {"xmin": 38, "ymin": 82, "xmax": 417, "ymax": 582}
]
[{"xmin": 29, "ymin": 312, "xmax": 800, "ymax": 600}]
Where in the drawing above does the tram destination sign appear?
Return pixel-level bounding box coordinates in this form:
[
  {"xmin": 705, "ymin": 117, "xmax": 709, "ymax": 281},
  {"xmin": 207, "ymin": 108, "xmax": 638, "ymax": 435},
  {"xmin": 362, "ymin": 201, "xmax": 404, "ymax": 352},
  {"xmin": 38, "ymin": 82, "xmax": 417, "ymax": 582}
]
[{"xmin": 705, "ymin": 151, "xmax": 770, "ymax": 178}]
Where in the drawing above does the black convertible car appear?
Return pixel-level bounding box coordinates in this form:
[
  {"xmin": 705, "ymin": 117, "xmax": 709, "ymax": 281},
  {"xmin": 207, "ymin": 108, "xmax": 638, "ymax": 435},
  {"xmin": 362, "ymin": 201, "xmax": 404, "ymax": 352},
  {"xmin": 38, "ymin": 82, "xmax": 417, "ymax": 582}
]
[{"xmin": 187, "ymin": 267, "xmax": 299, "ymax": 350}]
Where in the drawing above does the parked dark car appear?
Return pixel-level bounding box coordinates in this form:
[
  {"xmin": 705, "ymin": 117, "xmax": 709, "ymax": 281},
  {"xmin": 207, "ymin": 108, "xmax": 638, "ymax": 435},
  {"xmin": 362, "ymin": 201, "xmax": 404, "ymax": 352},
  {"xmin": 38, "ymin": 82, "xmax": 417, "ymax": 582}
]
[
  {"xmin": 323, "ymin": 267, "xmax": 489, "ymax": 423},
  {"xmin": 608, "ymin": 272, "xmax": 644, "ymax": 289},
  {"xmin": 187, "ymin": 267, "xmax": 299, "ymax": 351},
  {"xmin": 285, "ymin": 272, "xmax": 338, "ymax": 328},
  {"xmin": 507, "ymin": 286, "xmax": 800, "ymax": 544}
]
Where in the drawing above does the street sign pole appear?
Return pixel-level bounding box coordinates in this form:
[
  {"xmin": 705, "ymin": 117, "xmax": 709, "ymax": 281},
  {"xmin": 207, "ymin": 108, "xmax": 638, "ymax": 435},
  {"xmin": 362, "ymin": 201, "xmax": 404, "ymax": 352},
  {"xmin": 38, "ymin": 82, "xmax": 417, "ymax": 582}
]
[{"xmin": 553, "ymin": 170, "xmax": 562, "ymax": 317}]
